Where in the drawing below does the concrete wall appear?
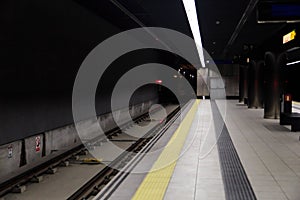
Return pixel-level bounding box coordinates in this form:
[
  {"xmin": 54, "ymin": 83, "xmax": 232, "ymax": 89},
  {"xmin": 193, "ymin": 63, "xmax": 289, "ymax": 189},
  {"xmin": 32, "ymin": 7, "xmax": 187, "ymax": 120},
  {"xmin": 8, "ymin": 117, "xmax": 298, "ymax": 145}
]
[
  {"xmin": 0, "ymin": 0, "xmax": 161, "ymax": 146},
  {"xmin": 45, "ymin": 125, "xmax": 79, "ymax": 156},
  {"xmin": 25, "ymin": 134, "xmax": 44, "ymax": 164},
  {"xmin": 0, "ymin": 99, "xmax": 157, "ymax": 183},
  {"xmin": 218, "ymin": 64, "xmax": 239, "ymax": 97},
  {"xmin": 197, "ymin": 64, "xmax": 239, "ymax": 98},
  {"xmin": 0, "ymin": 141, "xmax": 22, "ymax": 180},
  {"xmin": 197, "ymin": 68, "xmax": 209, "ymax": 96}
]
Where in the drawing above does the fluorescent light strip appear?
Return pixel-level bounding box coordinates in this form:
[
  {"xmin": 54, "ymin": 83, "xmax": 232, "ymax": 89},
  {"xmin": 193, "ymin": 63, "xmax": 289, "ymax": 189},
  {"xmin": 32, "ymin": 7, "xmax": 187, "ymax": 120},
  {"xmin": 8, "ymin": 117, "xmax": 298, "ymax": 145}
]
[
  {"xmin": 182, "ymin": 0, "xmax": 206, "ymax": 68},
  {"xmin": 287, "ymin": 60, "xmax": 300, "ymax": 66}
]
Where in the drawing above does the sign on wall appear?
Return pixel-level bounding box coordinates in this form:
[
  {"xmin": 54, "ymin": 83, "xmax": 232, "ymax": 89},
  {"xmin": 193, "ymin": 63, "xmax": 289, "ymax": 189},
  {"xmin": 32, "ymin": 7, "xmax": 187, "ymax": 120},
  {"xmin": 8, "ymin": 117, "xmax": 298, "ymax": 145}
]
[
  {"xmin": 8, "ymin": 144, "xmax": 13, "ymax": 158},
  {"xmin": 35, "ymin": 136, "xmax": 41, "ymax": 152},
  {"xmin": 283, "ymin": 30, "xmax": 296, "ymax": 44}
]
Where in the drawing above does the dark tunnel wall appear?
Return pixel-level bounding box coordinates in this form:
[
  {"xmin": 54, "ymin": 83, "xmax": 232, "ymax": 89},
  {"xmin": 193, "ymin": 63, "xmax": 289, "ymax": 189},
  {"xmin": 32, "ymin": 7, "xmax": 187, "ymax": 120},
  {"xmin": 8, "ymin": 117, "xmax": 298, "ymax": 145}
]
[
  {"xmin": 0, "ymin": 0, "xmax": 122, "ymax": 145},
  {"xmin": 0, "ymin": 0, "xmax": 196, "ymax": 145},
  {"xmin": 0, "ymin": 0, "xmax": 159, "ymax": 145},
  {"xmin": 0, "ymin": 0, "xmax": 121, "ymax": 93}
]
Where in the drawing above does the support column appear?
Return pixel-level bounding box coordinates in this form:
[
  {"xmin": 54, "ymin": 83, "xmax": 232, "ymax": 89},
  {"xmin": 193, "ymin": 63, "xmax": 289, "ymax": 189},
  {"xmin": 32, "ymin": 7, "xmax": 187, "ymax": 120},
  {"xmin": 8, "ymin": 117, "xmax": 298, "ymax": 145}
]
[
  {"xmin": 248, "ymin": 60, "xmax": 256, "ymax": 108},
  {"xmin": 248, "ymin": 60, "xmax": 264, "ymax": 108},
  {"xmin": 239, "ymin": 65, "xmax": 248, "ymax": 104},
  {"xmin": 264, "ymin": 52, "xmax": 281, "ymax": 119}
]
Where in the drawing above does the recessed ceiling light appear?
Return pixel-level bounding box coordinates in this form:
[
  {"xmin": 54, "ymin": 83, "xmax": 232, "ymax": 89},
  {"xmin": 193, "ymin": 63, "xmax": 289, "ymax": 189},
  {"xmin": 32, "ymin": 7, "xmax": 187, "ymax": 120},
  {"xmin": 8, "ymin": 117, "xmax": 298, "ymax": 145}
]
[
  {"xmin": 216, "ymin": 20, "xmax": 221, "ymax": 25},
  {"xmin": 213, "ymin": 41, "xmax": 216, "ymax": 45}
]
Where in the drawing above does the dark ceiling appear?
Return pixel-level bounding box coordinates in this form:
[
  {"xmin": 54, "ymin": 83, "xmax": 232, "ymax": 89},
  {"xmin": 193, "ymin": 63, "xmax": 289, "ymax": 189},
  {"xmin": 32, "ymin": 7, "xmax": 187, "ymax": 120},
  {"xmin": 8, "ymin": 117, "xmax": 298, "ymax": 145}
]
[
  {"xmin": 0, "ymin": 0, "xmax": 297, "ymax": 93},
  {"xmin": 75, "ymin": 0, "xmax": 290, "ymax": 61}
]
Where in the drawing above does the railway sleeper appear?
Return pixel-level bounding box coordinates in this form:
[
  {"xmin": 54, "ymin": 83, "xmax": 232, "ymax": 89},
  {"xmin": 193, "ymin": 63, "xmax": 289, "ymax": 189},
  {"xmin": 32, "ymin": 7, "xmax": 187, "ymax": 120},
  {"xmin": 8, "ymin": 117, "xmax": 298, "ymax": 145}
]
[
  {"xmin": 111, "ymin": 170, "xmax": 119, "ymax": 176},
  {"xmin": 103, "ymin": 176, "xmax": 111, "ymax": 184},
  {"xmin": 46, "ymin": 167, "xmax": 58, "ymax": 174},
  {"xmin": 91, "ymin": 188, "xmax": 100, "ymax": 196},
  {"xmin": 70, "ymin": 155, "xmax": 80, "ymax": 161},
  {"xmin": 59, "ymin": 160, "xmax": 70, "ymax": 167},
  {"xmin": 80, "ymin": 150, "xmax": 89, "ymax": 156},
  {"xmin": 30, "ymin": 175, "xmax": 44, "ymax": 183},
  {"xmin": 112, "ymin": 132, "xmax": 119, "ymax": 137},
  {"xmin": 11, "ymin": 185, "xmax": 26, "ymax": 194}
]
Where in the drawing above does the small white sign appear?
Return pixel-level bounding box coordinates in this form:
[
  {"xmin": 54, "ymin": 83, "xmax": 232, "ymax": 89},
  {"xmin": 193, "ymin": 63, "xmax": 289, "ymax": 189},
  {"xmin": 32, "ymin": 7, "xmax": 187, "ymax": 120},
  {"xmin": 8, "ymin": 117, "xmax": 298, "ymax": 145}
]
[
  {"xmin": 8, "ymin": 145, "xmax": 13, "ymax": 158},
  {"xmin": 35, "ymin": 136, "xmax": 41, "ymax": 152}
]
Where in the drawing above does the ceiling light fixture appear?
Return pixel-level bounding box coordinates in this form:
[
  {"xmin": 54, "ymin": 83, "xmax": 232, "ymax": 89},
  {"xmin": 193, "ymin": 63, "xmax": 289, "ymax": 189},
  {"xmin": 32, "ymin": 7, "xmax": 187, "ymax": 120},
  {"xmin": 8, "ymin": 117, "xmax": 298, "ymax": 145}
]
[
  {"xmin": 182, "ymin": 0, "xmax": 206, "ymax": 68},
  {"xmin": 287, "ymin": 60, "xmax": 300, "ymax": 66}
]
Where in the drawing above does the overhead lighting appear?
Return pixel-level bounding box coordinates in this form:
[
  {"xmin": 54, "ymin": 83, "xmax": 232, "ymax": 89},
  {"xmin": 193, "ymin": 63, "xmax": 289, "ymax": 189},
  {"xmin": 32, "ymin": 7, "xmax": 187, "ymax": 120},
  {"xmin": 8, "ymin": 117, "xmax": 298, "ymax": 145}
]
[
  {"xmin": 286, "ymin": 47, "xmax": 300, "ymax": 52},
  {"xmin": 182, "ymin": 0, "xmax": 206, "ymax": 68},
  {"xmin": 287, "ymin": 60, "xmax": 300, "ymax": 66}
]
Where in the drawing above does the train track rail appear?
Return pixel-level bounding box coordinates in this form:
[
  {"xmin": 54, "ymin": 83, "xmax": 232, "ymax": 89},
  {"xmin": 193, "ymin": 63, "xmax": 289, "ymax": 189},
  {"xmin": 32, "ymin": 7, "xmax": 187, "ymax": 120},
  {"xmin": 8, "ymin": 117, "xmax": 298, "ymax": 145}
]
[
  {"xmin": 0, "ymin": 106, "xmax": 170, "ymax": 198},
  {"xmin": 67, "ymin": 105, "xmax": 181, "ymax": 200}
]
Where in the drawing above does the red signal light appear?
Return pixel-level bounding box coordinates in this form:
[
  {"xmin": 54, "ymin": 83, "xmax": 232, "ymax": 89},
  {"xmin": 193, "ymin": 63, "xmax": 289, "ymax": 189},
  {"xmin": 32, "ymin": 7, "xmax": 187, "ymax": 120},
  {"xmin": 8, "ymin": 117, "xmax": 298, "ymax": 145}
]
[{"xmin": 155, "ymin": 80, "xmax": 162, "ymax": 84}]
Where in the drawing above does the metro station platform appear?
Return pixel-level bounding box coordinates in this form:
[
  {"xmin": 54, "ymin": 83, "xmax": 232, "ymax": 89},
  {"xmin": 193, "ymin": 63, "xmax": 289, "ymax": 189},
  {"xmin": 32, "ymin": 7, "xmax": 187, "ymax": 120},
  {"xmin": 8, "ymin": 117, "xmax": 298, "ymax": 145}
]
[{"xmin": 95, "ymin": 100, "xmax": 300, "ymax": 200}]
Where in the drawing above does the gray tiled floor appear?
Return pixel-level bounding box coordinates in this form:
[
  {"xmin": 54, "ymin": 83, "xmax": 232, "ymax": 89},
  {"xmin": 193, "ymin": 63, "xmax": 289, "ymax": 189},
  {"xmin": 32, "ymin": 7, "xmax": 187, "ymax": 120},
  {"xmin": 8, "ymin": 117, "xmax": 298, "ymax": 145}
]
[
  {"xmin": 101, "ymin": 100, "xmax": 300, "ymax": 200},
  {"xmin": 164, "ymin": 100, "xmax": 225, "ymax": 200},
  {"xmin": 218, "ymin": 100, "xmax": 300, "ymax": 200},
  {"xmin": 166, "ymin": 100, "xmax": 300, "ymax": 200}
]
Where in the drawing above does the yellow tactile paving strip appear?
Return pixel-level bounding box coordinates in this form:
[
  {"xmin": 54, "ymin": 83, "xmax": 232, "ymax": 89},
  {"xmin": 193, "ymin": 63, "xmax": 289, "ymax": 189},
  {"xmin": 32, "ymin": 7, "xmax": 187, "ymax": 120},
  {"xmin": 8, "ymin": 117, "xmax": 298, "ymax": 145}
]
[{"xmin": 132, "ymin": 100, "xmax": 200, "ymax": 200}]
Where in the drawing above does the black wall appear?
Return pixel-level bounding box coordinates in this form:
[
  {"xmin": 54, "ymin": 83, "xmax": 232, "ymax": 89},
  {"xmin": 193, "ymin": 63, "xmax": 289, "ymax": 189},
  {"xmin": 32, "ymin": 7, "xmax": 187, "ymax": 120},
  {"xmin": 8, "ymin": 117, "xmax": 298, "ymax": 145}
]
[
  {"xmin": 0, "ymin": 0, "xmax": 196, "ymax": 145},
  {"xmin": 257, "ymin": 23, "xmax": 300, "ymax": 103},
  {"xmin": 0, "ymin": 0, "xmax": 157, "ymax": 145}
]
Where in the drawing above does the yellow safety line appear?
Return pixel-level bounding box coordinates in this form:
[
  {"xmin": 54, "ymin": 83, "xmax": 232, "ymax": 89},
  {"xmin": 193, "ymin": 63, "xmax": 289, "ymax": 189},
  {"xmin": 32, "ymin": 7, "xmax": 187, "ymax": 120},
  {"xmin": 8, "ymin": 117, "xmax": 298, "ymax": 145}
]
[{"xmin": 132, "ymin": 100, "xmax": 200, "ymax": 200}]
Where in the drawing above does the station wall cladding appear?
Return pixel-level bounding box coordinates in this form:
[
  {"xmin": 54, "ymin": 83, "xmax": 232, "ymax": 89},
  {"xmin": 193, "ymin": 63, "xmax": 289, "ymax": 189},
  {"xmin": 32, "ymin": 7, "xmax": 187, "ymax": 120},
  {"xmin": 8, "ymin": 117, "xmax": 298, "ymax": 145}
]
[
  {"xmin": 0, "ymin": 0, "xmax": 192, "ymax": 145},
  {"xmin": 217, "ymin": 64, "xmax": 239, "ymax": 97}
]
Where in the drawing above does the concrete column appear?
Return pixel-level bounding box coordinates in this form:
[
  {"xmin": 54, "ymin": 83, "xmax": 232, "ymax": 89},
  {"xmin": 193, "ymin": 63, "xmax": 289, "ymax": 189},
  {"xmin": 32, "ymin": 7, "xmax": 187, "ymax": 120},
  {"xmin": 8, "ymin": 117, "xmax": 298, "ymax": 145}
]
[
  {"xmin": 248, "ymin": 60, "xmax": 264, "ymax": 108},
  {"xmin": 248, "ymin": 60, "xmax": 256, "ymax": 108},
  {"xmin": 239, "ymin": 65, "xmax": 248, "ymax": 103},
  {"xmin": 264, "ymin": 52, "xmax": 281, "ymax": 119}
]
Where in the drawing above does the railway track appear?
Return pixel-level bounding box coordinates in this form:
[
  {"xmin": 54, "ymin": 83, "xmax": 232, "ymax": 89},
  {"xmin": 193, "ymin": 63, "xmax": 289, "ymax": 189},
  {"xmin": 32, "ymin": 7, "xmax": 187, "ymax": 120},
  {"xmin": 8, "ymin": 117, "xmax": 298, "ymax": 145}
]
[
  {"xmin": 68, "ymin": 105, "xmax": 181, "ymax": 200},
  {"xmin": 0, "ymin": 143, "xmax": 85, "ymax": 197},
  {"xmin": 0, "ymin": 104, "xmax": 180, "ymax": 199}
]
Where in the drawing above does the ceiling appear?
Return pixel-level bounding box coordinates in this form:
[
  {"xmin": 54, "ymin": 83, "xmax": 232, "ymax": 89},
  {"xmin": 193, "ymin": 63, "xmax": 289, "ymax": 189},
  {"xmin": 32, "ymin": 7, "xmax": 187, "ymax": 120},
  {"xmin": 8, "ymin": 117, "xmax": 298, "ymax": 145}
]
[{"xmin": 75, "ymin": 0, "xmax": 288, "ymax": 61}]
